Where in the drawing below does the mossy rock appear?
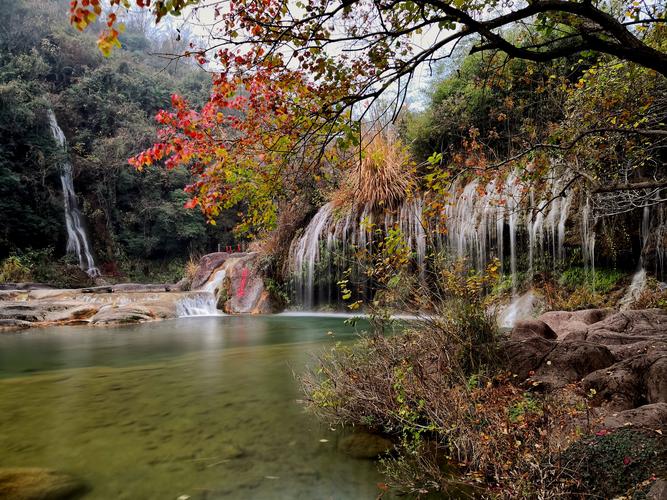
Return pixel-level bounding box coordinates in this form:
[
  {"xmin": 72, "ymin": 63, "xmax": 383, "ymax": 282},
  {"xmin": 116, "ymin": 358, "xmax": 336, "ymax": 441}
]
[
  {"xmin": 560, "ymin": 428, "xmax": 666, "ymax": 498},
  {"xmin": 0, "ymin": 467, "xmax": 87, "ymax": 499}
]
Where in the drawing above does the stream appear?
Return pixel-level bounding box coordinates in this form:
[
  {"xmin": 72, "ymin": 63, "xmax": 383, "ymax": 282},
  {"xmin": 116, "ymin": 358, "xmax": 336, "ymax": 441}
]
[{"xmin": 0, "ymin": 315, "xmax": 386, "ymax": 499}]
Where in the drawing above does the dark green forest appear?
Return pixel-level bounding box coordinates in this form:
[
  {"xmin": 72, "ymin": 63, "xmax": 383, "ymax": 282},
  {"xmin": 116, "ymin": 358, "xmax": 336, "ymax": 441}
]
[{"xmin": 0, "ymin": 0, "xmax": 237, "ymax": 283}]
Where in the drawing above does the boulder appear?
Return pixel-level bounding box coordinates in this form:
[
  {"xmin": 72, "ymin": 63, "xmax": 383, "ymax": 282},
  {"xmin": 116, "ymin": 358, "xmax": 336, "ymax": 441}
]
[
  {"xmin": 0, "ymin": 302, "xmax": 48, "ymax": 322},
  {"xmin": 191, "ymin": 252, "xmax": 231, "ymax": 290},
  {"xmin": 646, "ymin": 356, "xmax": 667, "ymax": 404},
  {"xmin": 194, "ymin": 252, "xmax": 281, "ymax": 314},
  {"xmin": 222, "ymin": 254, "xmax": 276, "ymax": 314},
  {"xmin": 603, "ymin": 403, "xmax": 667, "ymax": 431},
  {"xmin": 532, "ymin": 342, "xmax": 616, "ymax": 389},
  {"xmin": 0, "ymin": 467, "xmax": 86, "ymax": 500},
  {"xmin": 510, "ymin": 319, "xmax": 557, "ymax": 341},
  {"xmin": 648, "ymin": 479, "xmax": 667, "ymax": 500},
  {"xmin": 538, "ymin": 308, "xmax": 613, "ymax": 339},
  {"xmin": 503, "ymin": 336, "xmax": 556, "ymax": 381},
  {"xmin": 583, "ymin": 349, "xmax": 667, "ymax": 410},
  {"xmin": 89, "ymin": 304, "xmax": 156, "ymax": 325},
  {"xmin": 45, "ymin": 304, "xmax": 99, "ymax": 323},
  {"xmin": 337, "ymin": 432, "xmax": 393, "ymax": 459},
  {"xmin": 585, "ymin": 309, "xmax": 667, "ymax": 345}
]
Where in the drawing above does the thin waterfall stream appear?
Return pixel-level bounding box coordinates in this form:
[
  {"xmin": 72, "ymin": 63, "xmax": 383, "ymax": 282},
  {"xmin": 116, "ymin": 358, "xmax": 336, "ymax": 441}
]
[{"xmin": 47, "ymin": 109, "xmax": 100, "ymax": 278}]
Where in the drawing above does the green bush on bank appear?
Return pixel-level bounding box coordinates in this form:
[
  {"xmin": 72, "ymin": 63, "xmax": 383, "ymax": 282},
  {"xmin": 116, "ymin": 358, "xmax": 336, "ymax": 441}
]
[{"xmin": 558, "ymin": 267, "xmax": 625, "ymax": 294}]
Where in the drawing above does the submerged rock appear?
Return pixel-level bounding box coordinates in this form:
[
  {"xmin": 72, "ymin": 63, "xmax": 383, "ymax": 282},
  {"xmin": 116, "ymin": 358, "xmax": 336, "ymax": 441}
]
[
  {"xmin": 0, "ymin": 319, "xmax": 33, "ymax": 332},
  {"xmin": 337, "ymin": 432, "xmax": 393, "ymax": 459},
  {"xmin": 0, "ymin": 467, "xmax": 86, "ymax": 499}
]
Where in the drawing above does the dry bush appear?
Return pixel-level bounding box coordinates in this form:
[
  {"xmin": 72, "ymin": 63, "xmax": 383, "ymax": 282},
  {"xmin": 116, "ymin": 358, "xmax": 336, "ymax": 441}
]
[
  {"xmin": 331, "ymin": 129, "xmax": 415, "ymax": 211},
  {"xmin": 185, "ymin": 256, "xmax": 200, "ymax": 279},
  {"xmin": 250, "ymin": 197, "xmax": 315, "ymax": 280},
  {"xmin": 632, "ymin": 279, "xmax": 667, "ymax": 309},
  {"xmin": 303, "ymin": 257, "xmax": 592, "ymax": 497},
  {"xmin": 302, "ymin": 315, "xmax": 588, "ymax": 497}
]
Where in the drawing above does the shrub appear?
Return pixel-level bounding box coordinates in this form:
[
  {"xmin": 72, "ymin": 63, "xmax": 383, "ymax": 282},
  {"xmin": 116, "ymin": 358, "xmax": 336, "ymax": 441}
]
[
  {"xmin": 559, "ymin": 428, "xmax": 667, "ymax": 498},
  {"xmin": 558, "ymin": 267, "xmax": 624, "ymax": 294},
  {"xmin": 0, "ymin": 256, "xmax": 32, "ymax": 283},
  {"xmin": 633, "ymin": 278, "xmax": 667, "ymax": 309},
  {"xmin": 303, "ymin": 322, "xmax": 588, "ymax": 497}
]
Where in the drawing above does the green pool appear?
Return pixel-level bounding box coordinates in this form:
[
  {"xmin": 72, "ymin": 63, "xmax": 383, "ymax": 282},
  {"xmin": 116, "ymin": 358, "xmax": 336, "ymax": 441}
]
[{"xmin": 0, "ymin": 315, "xmax": 386, "ymax": 499}]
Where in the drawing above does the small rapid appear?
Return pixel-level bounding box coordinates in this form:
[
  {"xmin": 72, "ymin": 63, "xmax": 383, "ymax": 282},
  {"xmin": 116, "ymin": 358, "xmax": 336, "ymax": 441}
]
[{"xmin": 176, "ymin": 292, "xmax": 221, "ymax": 317}]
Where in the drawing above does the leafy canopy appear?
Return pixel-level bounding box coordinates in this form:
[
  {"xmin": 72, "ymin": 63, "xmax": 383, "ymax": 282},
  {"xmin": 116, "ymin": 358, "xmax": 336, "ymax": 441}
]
[{"xmin": 66, "ymin": 0, "xmax": 666, "ymax": 233}]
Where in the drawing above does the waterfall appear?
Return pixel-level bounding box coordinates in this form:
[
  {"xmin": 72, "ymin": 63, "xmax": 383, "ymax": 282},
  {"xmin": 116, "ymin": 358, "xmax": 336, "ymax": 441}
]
[
  {"xmin": 557, "ymin": 191, "xmax": 573, "ymax": 261},
  {"xmin": 499, "ymin": 290, "xmax": 537, "ymax": 328},
  {"xmin": 620, "ymin": 205, "xmax": 652, "ymax": 309},
  {"xmin": 289, "ymin": 203, "xmax": 334, "ymax": 308},
  {"xmin": 619, "ymin": 268, "xmax": 647, "ymax": 310},
  {"xmin": 581, "ymin": 196, "xmax": 596, "ymax": 281},
  {"xmin": 202, "ymin": 268, "xmax": 227, "ymax": 294},
  {"xmin": 47, "ymin": 109, "xmax": 100, "ymax": 278},
  {"xmin": 287, "ymin": 172, "xmax": 582, "ymax": 309},
  {"xmin": 176, "ymin": 292, "xmax": 220, "ymax": 317}
]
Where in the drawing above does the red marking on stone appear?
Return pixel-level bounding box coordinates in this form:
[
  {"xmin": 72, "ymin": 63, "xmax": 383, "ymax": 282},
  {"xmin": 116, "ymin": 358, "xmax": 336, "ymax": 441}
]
[{"xmin": 238, "ymin": 267, "xmax": 248, "ymax": 298}]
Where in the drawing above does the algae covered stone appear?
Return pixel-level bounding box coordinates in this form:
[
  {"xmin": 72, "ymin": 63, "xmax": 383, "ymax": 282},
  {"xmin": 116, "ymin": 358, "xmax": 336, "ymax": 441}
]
[{"xmin": 0, "ymin": 467, "xmax": 86, "ymax": 499}]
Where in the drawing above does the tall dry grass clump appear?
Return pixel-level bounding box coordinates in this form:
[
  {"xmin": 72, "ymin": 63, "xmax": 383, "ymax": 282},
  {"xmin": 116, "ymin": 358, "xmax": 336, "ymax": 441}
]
[{"xmin": 332, "ymin": 129, "xmax": 415, "ymax": 211}]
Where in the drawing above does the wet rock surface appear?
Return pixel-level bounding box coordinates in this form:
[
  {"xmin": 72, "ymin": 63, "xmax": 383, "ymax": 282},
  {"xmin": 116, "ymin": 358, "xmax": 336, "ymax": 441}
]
[
  {"xmin": 190, "ymin": 252, "xmax": 231, "ymax": 290},
  {"xmin": 0, "ymin": 288, "xmax": 208, "ymax": 329},
  {"xmin": 194, "ymin": 252, "xmax": 281, "ymax": 314}
]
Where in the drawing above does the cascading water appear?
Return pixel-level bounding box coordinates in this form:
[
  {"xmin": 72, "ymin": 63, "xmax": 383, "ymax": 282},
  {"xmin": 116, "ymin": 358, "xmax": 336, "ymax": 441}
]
[
  {"xmin": 176, "ymin": 292, "xmax": 220, "ymax": 317},
  {"xmin": 620, "ymin": 205, "xmax": 651, "ymax": 309},
  {"xmin": 48, "ymin": 109, "xmax": 100, "ymax": 278},
  {"xmin": 581, "ymin": 196, "xmax": 596, "ymax": 279},
  {"xmin": 202, "ymin": 268, "xmax": 227, "ymax": 294},
  {"xmin": 288, "ymin": 172, "xmax": 576, "ymax": 309}
]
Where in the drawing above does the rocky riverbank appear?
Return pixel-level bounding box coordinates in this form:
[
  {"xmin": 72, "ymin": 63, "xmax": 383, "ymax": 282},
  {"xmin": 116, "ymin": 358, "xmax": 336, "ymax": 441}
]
[
  {"xmin": 506, "ymin": 308, "xmax": 667, "ymax": 430},
  {"xmin": 0, "ymin": 285, "xmax": 211, "ymax": 332},
  {"xmin": 0, "ymin": 252, "xmax": 283, "ymax": 332}
]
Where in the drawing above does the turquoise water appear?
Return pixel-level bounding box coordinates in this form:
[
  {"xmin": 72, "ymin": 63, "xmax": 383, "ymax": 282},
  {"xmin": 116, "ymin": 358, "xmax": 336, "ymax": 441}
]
[{"xmin": 0, "ymin": 316, "xmax": 386, "ymax": 499}]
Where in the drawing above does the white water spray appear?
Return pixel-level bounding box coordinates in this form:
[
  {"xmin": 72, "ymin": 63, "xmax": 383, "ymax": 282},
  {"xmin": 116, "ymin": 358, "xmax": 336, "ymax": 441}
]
[{"xmin": 176, "ymin": 292, "xmax": 220, "ymax": 317}]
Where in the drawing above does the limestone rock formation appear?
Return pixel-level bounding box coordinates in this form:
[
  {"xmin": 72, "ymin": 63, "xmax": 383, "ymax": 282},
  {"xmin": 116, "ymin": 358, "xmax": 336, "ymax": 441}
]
[
  {"xmin": 0, "ymin": 288, "xmax": 214, "ymax": 329},
  {"xmin": 194, "ymin": 252, "xmax": 282, "ymax": 314},
  {"xmin": 190, "ymin": 252, "xmax": 231, "ymax": 290}
]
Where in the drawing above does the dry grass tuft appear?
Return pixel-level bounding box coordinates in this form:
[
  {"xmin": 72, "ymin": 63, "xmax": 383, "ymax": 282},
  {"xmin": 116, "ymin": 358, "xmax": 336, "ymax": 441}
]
[{"xmin": 332, "ymin": 129, "xmax": 415, "ymax": 211}]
